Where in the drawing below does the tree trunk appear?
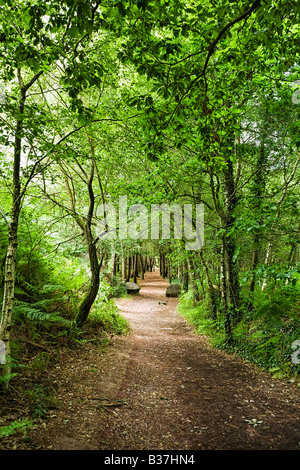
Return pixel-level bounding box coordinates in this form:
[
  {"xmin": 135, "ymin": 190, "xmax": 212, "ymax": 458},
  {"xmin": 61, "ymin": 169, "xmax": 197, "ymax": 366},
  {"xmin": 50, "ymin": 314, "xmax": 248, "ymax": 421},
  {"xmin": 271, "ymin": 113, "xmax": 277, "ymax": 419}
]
[
  {"xmin": 0, "ymin": 81, "xmax": 25, "ymax": 377},
  {"xmin": 182, "ymin": 260, "xmax": 189, "ymax": 291},
  {"xmin": 249, "ymin": 141, "xmax": 266, "ymax": 294},
  {"xmin": 221, "ymin": 235, "xmax": 230, "ymax": 337},
  {"xmin": 126, "ymin": 256, "xmax": 131, "ymax": 282},
  {"xmin": 168, "ymin": 256, "xmax": 172, "ymax": 284},
  {"xmin": 199, "ymin": 250, "xmax": 217, "ymax": 321},
  {"xmin": 133, "ymin": 255, "xmax": 138, "ymax": 283},
  {"xmin": 188, "ymin": 258, "xmax": 200, "ymax": 303},
  {"xmin": 72, "ymin": 144, "xmax": 101, "ymax": 327},
  {"xmin": 121, "ymin": 244, "xmax": 126, "ymax": 280},
  {"xmin": 0, "ymin": 215, "xmax": 20, "ymax": 377},
  {"xmin": 75, "ymin": 225, "xmax": 101, "ymax": 327},
  {"xmin": 140, "ymin": 255, "xmax": 145, "ymax": 280},
  {"xmin": 161, "ymin": 254, "xmax": 166, "ymax": 278},
  {"xmin": 223, "ymin": 157, "xmax": 240, "ymax": 323},
  {"xmin": 111, "ymin": 244, "xmax": 116, "ymax": 277}
]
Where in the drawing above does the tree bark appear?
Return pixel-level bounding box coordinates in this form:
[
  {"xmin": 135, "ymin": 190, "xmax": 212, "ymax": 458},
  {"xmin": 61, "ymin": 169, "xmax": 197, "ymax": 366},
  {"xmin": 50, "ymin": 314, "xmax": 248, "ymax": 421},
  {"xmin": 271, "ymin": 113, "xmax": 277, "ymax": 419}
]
[
  {"xmin": 188, "ymin": 258, "xmax": 200, "ymax": 303},
  {"xmin": 249, "ymin": 140, "xmax": 266, "ymax": 294},
  {"xmin": 199, "ymin": 250, "xmax": 217, "ymax": 321},
  {"xmin": 221, "ymin": 235, "xmax": 230, "ymax": 337},
  {"xmin": 75, "ymin": 223, "xmax": 101, "ymax": 327},
  {"xmin": 182, "ymin": 261, "xmax": 189, "ymax": 291},
  {"xmin": 133, "ymin": 255, "xmax": 138, "ymax": 283},
  {"xmin": 0, "ymin": 80, "xmax": 25, "ymax": 376},
  {"xmin": 140, "ymin": 254, "xmax": 145, "ymax": 280},
  {"xmin": 121, "ymin": 243, "xmax": 126, "ymax": 280},
  {"xmin": 126, "ymin": 256, "xmax": 131, "ymax": 282},
  {"xmin": 223, "ymin": 157, "xmax": 240, "ymax": 323}
]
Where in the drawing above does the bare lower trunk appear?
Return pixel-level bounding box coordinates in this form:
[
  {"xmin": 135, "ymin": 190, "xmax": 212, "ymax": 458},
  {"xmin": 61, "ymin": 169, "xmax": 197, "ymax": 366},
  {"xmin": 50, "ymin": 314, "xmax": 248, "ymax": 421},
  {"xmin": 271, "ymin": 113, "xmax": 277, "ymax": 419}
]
[
  {"xmin": 121, "ymin": 243, "xmax": 126, "ymax": 280},
  {"xmin": 133, "ymin": 255, "xmax": 138, "ymax": 283},
  {"xmin": 140, "ymin": 255, "xmax": 145, "ymax": 280},
  {"xmin": 199, "ymin": 251, "xmax": 217, "ymax": 320},
  {"xmin": 0, "ymin": 219, "xmax": 19, "ymax": 377},
  {"xmin": 249, "ymin": 140, "xmax": 266, "ymax": 295},
  {"xmin": 221, "ymin": 236, "xmax": 230, "ymax": 337},
  {"xmin": 261, "ymin": 243, "xmax": 273, "ymax": 291},
  {"xmin": 223, "ymin": 157, "xmax": 240, "ymax": 325},
  {"xmin": 75, "ymin": 224, "xmax": 101, "ymax": 327},
  {"xmin": 126, "ymin": 257, "xmax": 131, "ymax": 282},
  {"xmin": 182, "ymin": 260, "xmax": 189, "ymax": 291},
  {"xmin": 0, "ymin": 80, "xmax": 24, "ymax": 377},
  {"xmin": 188, "ymin": 258, "xmax": 200, "ymax": 303}
]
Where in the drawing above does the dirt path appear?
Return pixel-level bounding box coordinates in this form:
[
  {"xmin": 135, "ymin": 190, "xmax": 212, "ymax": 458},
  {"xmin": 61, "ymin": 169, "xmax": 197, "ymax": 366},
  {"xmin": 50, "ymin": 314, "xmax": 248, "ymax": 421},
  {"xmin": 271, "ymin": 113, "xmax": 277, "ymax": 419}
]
[{"xmin": 24, "ymin": 270, "xmax": 300, "ymax": 450}]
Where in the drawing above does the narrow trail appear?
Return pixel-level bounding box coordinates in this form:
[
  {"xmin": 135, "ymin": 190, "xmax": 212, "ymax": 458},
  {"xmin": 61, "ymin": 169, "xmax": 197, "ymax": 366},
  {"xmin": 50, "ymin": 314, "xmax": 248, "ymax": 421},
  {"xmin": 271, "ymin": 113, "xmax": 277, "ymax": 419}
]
[{"xmin": 26, "ymin": 270, "xmax": 300, "ymax": 450}]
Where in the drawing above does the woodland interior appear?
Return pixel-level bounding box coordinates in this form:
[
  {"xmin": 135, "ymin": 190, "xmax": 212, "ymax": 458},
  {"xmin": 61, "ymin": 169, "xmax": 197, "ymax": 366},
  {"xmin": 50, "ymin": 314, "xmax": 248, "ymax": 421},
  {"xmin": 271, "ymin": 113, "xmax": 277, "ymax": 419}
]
[{"xmin": 0, "ymin": 0, "xmax": 300, "ymax": 453}]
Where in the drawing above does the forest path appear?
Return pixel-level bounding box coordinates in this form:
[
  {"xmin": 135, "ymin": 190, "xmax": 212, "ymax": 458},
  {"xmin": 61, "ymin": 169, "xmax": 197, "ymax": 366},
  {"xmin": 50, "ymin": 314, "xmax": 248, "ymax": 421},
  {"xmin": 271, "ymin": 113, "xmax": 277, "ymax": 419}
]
[{"xmin": 26, "ymin": 270, "xmax": 300, "ymax": 450}]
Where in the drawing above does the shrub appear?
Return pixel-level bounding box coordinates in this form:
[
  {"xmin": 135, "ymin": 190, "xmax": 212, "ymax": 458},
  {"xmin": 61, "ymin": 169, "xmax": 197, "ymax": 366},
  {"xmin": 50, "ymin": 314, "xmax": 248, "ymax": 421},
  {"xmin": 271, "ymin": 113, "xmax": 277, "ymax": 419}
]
[{"xmin": 89, "ymin": 298, "xmax": 129, "ymax": 336}]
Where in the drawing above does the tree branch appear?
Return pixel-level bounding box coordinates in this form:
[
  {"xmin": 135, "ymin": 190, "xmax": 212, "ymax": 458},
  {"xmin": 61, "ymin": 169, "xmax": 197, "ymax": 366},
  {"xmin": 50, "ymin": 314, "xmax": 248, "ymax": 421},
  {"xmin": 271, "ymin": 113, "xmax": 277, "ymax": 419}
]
[{"xmin": 169, "ymin": 0, "xmax": 262, "ymax": 121}]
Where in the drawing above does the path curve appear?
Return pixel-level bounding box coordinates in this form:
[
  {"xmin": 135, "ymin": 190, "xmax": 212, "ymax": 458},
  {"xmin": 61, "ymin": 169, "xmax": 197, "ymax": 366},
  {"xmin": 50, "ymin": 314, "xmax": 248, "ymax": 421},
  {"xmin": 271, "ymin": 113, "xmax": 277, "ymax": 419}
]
[{"xmin": 26, "ymin": 270, "xmax": 300, "ymax": 450}]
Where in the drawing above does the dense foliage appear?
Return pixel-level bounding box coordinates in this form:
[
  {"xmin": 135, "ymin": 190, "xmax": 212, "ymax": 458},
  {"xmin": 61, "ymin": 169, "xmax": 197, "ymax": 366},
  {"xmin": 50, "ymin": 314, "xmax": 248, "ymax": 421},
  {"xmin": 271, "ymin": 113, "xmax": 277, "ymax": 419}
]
[{"xmin": 0, "ymin": 0, "xmax": 299, "ymax": 394}]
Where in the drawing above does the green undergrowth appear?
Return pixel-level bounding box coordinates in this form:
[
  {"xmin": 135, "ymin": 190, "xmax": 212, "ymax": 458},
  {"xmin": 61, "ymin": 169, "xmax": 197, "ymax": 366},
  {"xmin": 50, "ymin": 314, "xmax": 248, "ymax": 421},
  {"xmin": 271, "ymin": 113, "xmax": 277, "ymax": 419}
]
[
  {"xmin": 0, "ymin": 418, "xmax": 34, "ymax": 438},
  {"xmin": 178, "ymin": 283, "xmax": 300, "ymax": 381},
  {"xmin": 88, "ymin": 297, "xmax": 129, "ymax": 336},
  {"xmin": 85, "ymin": 276, "xmax": 129, "ymax": 335},
  {"xmin": 177, "ymin": 290, "xmax": 226, "ymax": 345},
  {"xmin": 0, "ymin": 272, "xmax": 129, "ymax": 395}
]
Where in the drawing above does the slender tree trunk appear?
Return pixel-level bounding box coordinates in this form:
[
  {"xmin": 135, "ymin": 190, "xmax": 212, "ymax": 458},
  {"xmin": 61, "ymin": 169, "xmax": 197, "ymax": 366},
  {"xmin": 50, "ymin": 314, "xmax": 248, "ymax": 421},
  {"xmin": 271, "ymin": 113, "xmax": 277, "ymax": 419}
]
[
  {"xmin": 223, "ymin": 157, "xmax": 240, "ymax": 323},
  {"xmin": 0, "ymin": 82, "xmax": 25, "ymax": 376},
  {"xmin": 161, "ymin": 254, "xmax": 166, "ymax": 278},
  {"xmin": 111, "ymin": 243, "xmax": 116, "ymax": 277},
  {"xmin": 72, "ymin": 144, "xmax": 101, "ymax": 327},
  {"xmin": 140, "ymin": 255, "xmax": 145, "ymax": 280},
  {"xmin": 261, "ymin": 243, "xmax": 273, "ymax": 291},
  {"xmin": 221, "ymin": 235, "xmax": 230, "ymax": 337},
  {"xmin": 164, "ymin": 255, "xmax": 168, "ymax": 277},
  {"xmin": 0, "ymin": 213, "xmax": 21, "ymax": 376},
  {"xmin": 133, "ymin": 255, "xmax": 138, "ymax": 283},
  {"xmin": 249, "ymin": 141, "xmax": 266, "ymax": 294},
  {"xmin": 188, "ymin": 258, "xmax": 200, "ymax": 303},
  {"xmin": 126, "ymin": 257, "xmax": 131, "ymax": 282},
  {"xmin": 121, "ymin": 243, "xmax": 126, "ymax": 280},
  {"xmin": 168, "ymin": 255, "xmax": 172, "ymax": 284},
  {"xmin": 75, "ymin": 224, "xmax": 101, "ymax": 327},
  {"xmin": 199, "ymin": 250, "xmax": 217, "ymax": 321},
  {"xmin": 182, "ymin": 260, "xmax": 189, "ymax": 291}
]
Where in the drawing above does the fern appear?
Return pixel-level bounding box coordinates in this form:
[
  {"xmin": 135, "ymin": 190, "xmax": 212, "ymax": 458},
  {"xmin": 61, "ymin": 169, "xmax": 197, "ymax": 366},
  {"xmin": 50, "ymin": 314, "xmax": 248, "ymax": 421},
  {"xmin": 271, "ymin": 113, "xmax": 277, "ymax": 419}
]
[
  {"xmin": 14, "ymin": 286, "xmax": 32, "ymax": 297},
  {"xmin": 30, "ymin": 298, "xmax": 60, "ymax": 309},
  {"xmin": 13, "ymin": 302, "xmax": 73, "ymax": 327},
  {"xmin": 20, "ymin": 280, "xmax": 40, "ymax": 294},
  {"xmin": 0, "ymin": 372, "xmax": 18, "ymax": 384},
  {"xmin": 40, "ymin": 284, "xmax": 68, "ymax": 294},
  {"xmin": 0, "ymin": 418, "xmax": 33, "ymax": 437}
]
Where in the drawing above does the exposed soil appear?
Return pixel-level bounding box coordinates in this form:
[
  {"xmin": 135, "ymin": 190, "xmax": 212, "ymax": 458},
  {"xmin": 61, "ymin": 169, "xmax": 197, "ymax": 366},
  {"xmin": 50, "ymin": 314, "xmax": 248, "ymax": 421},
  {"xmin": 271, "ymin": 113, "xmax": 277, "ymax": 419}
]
[{"xmin": 1, "ymin": 270, "xmax": 300, "ymax": 451}]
